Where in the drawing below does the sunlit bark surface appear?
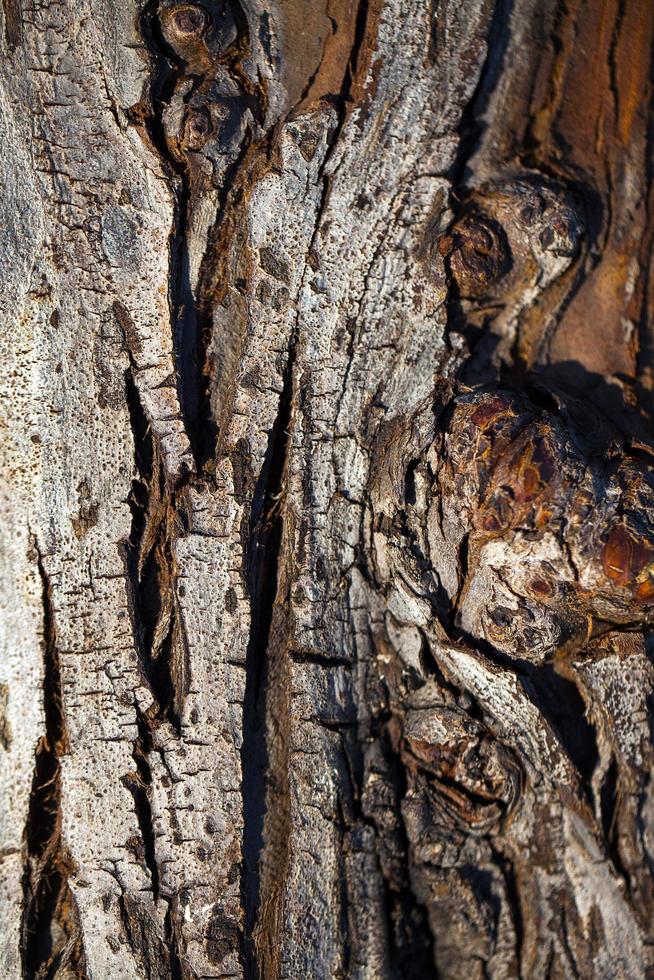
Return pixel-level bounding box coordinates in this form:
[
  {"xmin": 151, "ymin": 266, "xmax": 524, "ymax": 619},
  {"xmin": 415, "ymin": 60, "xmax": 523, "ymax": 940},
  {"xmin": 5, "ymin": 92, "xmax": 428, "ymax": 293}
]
[{"xmin": 2, "ymin": 0, "xmax": 654, "ymax": 977}]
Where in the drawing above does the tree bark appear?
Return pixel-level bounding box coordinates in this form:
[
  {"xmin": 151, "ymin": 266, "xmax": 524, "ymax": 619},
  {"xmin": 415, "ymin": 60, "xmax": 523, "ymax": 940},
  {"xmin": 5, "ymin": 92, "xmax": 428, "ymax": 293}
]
[{"xmin": 2, "ymin": 0, "xmax": 654, "ymax": 977}]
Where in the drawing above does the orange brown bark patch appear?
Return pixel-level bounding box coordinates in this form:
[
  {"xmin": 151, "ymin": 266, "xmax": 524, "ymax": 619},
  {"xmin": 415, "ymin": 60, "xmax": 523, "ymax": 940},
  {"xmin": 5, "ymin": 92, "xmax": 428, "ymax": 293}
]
[{"xmin": 602, "ymin": 524, "xmax": 654, "ymax": 603}]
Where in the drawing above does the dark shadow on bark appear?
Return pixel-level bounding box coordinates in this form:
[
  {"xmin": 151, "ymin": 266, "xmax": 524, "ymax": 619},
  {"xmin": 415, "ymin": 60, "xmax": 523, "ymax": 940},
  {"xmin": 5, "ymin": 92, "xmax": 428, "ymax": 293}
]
[{"xmin": 241, "ymin": 343, "xmax": 295, "ymax": 978}]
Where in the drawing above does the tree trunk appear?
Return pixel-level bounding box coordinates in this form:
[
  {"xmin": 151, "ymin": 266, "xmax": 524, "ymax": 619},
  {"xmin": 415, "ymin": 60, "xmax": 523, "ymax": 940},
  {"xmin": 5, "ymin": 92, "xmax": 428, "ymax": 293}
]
[{"xmin": 2, "ymin": 0, "xmax": 654, "ymax": 976}]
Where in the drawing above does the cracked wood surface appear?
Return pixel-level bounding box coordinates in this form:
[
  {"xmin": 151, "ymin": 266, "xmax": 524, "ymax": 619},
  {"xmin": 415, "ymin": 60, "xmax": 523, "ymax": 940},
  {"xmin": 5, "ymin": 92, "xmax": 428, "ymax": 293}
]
[{"xmin": 2, "ymin": 0, "xmax": 654, "ymax": 978}]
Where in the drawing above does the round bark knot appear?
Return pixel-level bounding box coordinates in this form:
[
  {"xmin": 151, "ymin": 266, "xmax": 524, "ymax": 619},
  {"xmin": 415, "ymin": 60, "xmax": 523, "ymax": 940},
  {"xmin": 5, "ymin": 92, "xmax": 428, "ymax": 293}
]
[
  {"xmin": 184, "ymin": 107, "xmax": 214, "ymax": 148},
  {"xmin": 164, "ymin": 3, "xmax": 210, "ymax": 38},
  {"xmin": 440, "ymin": 214, "xmax": 510, "ymax": 298},
  {"xmin": 425, "ymin": 389, "xmax": 654, "ymax": 662},
  {"xmin": 159, "ymin": 1, "xmax": 238, "ymax": 59},
  {"xmin": 440, "ymin": 176, "xmax": 583, "ymax": 307},
  {"xmin": 174, "ymin": 5, "xmax": 208, "ymax": 35},
  {"xmin": 399, "ymin": 695, "xmax": 525, "ymax": 852}
]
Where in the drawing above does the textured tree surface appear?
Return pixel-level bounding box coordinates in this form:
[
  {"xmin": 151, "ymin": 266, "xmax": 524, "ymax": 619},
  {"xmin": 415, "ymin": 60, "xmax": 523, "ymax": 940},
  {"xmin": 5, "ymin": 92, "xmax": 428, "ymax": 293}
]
[{"xmin": 2, "ymin": 0, "xmax": 654, "ymax": 977}]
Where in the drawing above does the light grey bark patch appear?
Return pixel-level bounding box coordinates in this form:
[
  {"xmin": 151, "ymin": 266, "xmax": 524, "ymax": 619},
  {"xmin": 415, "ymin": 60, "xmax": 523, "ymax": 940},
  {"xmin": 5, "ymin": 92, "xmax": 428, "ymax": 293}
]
[{"xmin": 101, "ymin": 208, "xmax": 144, "ymax": 268}]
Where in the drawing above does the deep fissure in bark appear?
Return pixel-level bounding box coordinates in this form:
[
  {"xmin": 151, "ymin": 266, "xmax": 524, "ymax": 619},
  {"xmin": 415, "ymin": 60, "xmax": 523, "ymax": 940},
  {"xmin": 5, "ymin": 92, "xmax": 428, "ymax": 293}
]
[
  {"xmin": 523, "ymin": 664, "xmax": 599, "ymax": 795},
  {"xmin": 123, "ymin": 0, "xmax": 243, "ymax": 735},
  {"xmin": 600, "ymin": 755, "xmax": 620, "ymax": 853},
  {"xmin": 241, "ymin": 338, "xmax": 296, "ymax": 979},
  {"xmin": 131, "ymin": 0, "xmax": 266, "ymax": 737},
  {"xmin": 336, "ymin": 0, "xmax": 371, "ymax": 123},
  {"xmin": 163, "ymin": 897, "xmax": 185, "ymax": 980},
  {"xmin": 123, "ymin": 369, "xmax": 184, "ymax": 730},
  {"xmin": 376, "ymin": 725, "xmax": 436, "ymax": 977},
  {"xmin": 122, "ymin": 708, "xmax": 160, "ymax": 900},
  {"xmin": 140, "ymin": 0, "xmax": 199, "ymax": 459},
  {"xmin": 141, "ymin": 0, "xmax": 258, "ymax": 470},
  {"xmin": 21, "ymin": 546, "xmax": 85, "ymax": 979},
  {"xmin": 448, "ymin": 0, "xmax": 514, "ymax": 188},
  {"xmin": 192, "ymin": 125, "xmax": 254, "ymax": 466},
  {"xmin": 122, "ymin": 362, "xmax": 188, "ymax": 972}
]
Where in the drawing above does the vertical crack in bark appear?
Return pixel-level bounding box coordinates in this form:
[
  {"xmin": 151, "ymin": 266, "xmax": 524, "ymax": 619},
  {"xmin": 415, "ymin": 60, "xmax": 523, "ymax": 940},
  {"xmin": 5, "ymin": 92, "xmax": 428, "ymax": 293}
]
[
  {"xmin": 163, "ymin": 896, "xmax": 185, "ymax": 980},
  {"xmin": 21, "ymin": 543, "xmax": 86, "ymax": 979},
  {"xmin": 523, "ymin": 663, "xmax": 599, "ymax": 804},
  {"xmin": 132, "ymin": 4, "xmax": 273, "ymax": 971},
  {"xmin": 376, "ymin": 726, "xmax": 436, "ymax": 976},
  {"xmin": 448, "ymin": 0, "xmax": 514, "ymax": 187},
  {"xmin": 141, "ymin": 0, "xmax": 257, "ymax": 470},
  {"xmin": 599, "ymin": 754, "xmax": 626, "ymax": 880},
  {"xmin": 383, "ymin": 885, "xmax": 435, "ymax": 980},
  {"xmin": 3, "ymin": 0, "xmax": 23, "ymax": 50},
  {"xmin": 122, "ymin": 707, "xmax": 160, "ymax": 901},
  {"xmin": 308, "ymin": 0, "xmax": 373, "ymax": 199},
  {"xmin": 131, "ymin": 0, "xmax": 264, "ymax": 735},
  {"xmin": 123, "ymin": 368, "xmax": 187, "ymax": 732},
  {"xmin": 340, "ymin": 0, "xmax": 373, "ymax": 110},
  {"xmin": 191, "ymin": 124, "xmax": 255, "ymax": 466},
  {"xmin": 488, "ymin": 840, "xmax": 524, "ymax": 973},
  {"xmin": 124, "ymin": 0, "xmax": 249, "ymax": 740},
  {"xmin": 122, "ymin": 364, "xmax": 190, "ymax": 970},
  {"xmin": 241, "ymin": 337, "xmax": 297, "ymax": 980},
  {"xmin": 140, "ymin": 0, "xmax": 200, "ymax": 463}
]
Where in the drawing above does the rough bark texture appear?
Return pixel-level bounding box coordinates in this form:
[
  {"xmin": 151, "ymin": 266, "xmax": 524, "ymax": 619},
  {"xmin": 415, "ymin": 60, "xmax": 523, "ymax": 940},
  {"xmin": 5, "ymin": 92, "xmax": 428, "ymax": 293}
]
[{"xmin": 2, "ymin": 0, "xmax": 654, "ymax": 978}]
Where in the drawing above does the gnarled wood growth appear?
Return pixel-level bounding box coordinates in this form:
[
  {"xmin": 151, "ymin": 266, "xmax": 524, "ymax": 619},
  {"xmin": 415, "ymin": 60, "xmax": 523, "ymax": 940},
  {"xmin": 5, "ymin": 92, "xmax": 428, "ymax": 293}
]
[{"xmin": 1, "ymin": 0, "xmax": 654, "ymax": 977}]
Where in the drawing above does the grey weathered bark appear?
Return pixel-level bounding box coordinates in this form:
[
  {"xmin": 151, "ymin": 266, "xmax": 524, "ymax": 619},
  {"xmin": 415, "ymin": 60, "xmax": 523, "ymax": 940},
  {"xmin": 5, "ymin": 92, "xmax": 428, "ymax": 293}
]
[{"xmin": 2, "ymin": 0, "xmax": 654, "ymax": 977}]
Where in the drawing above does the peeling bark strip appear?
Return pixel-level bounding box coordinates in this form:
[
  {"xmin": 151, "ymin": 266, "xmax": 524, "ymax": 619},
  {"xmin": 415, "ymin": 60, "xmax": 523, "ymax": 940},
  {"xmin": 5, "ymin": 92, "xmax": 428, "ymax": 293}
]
[{"xmin": 2, "ymin": 0, "xmax": 654, "ymax": 977}]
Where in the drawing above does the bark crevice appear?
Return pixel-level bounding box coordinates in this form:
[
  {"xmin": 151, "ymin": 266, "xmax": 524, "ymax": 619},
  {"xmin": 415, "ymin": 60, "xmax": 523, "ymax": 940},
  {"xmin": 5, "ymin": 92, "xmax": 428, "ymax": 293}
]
[
  {"xmin": 123, "ymin": 369, "xmax": 187, "ymax": 730},
  {"xmin": 241, "ymin": 335, "xmax": 297, "ymax": 980},
  {"xmin": 20, "ymin": 542, "xmax": 86, "ymax": 980}
]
